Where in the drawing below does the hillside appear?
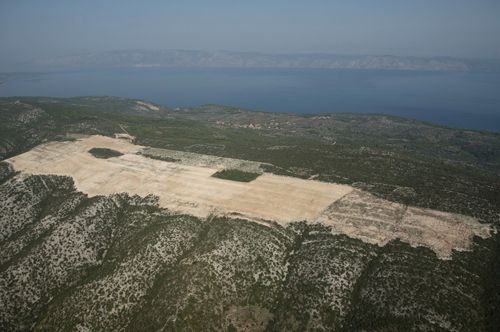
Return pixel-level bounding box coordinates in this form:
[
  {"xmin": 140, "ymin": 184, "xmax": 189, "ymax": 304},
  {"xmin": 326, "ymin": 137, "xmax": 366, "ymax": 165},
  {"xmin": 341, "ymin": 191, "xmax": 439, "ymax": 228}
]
[
  {"xmin": 0, "ymin": 96, "xmax": 499, "ymax": 331},
  {"xmin": 27, "ymin": 50, "xmax": 500, "ymax": 72}
]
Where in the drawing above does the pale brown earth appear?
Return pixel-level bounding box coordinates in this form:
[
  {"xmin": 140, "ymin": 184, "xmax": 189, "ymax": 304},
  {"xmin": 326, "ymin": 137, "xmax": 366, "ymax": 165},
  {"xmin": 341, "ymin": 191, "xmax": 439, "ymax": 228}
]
[
  {"xmin": 114, "ymin": 133, "xmax": 134, "ymax": 141},
  {"xmin": 135, "ymin": 101, "xmax": 160, "ymax": 111},
  {"xmin": 317, "ymin": 190, "xmax": 493, "ymax": 258},
  {"xmin": 7, "ymin": 135, "xmax": 352, "ymax": 224},
  {"xmin": 6, "ymin": 135, "xmax": 493, "ymax": 259},
  {"xmin": 140, "ymin": 146, "xmax": 264, "ymax": 173}
]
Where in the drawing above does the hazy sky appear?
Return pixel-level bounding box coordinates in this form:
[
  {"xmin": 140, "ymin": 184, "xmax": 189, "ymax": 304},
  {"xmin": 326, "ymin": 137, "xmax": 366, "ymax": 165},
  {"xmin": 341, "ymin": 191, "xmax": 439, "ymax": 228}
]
[{"xmin": 1, "ymin": 0, "xmax": 500, "ymax": 69}]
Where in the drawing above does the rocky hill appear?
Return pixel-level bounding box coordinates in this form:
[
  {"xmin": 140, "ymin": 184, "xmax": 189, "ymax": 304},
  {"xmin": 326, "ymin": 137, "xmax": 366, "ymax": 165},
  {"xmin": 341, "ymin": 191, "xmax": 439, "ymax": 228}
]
[
  {"xmin": 29, "ymin": 50, "xmax": 500, "ymax": 72},
  {"xmin": 0, "ymin": 97, "xmax": 499, "ymax": 331}
]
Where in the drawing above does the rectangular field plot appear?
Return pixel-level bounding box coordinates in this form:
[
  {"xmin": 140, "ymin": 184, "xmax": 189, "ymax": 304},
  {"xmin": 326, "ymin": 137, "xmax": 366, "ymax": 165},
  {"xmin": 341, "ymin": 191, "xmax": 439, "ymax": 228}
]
[{"xmin": 7, "ymin": 135, "xmax": 353, "ymax": 224}]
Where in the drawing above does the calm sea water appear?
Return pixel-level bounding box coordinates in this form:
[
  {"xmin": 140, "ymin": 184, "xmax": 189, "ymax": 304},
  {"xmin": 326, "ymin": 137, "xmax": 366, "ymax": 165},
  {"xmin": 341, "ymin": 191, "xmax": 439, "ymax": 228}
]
[{"xmin": 1, "ymin": 68, "xmax": 499, "ymax": 132}]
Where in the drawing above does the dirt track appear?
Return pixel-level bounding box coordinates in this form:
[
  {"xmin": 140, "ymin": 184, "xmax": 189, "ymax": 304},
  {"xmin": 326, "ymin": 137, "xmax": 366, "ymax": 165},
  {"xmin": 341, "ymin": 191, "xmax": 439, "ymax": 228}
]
[{"xmin": 7, "ymin": 135, "xmax": 493, "ymax": 258}]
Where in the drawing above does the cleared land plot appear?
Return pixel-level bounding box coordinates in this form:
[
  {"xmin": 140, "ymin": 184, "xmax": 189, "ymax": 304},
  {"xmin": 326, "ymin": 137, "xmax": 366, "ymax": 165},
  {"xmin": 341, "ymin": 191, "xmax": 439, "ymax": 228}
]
[
  {"xmin": 7, "ymin": 135, "xmax": 352, "ymax": 224},
  {"xmin": 7, "ymin": 135, "xmax": 493, "ymax": 258},
  {"xmin": 317, "ymin": 190, "xmax": 492, "ymax": 258},
  {"xmin": 140, "ymin": 146, "xmax": 264, "ymax": 173}
]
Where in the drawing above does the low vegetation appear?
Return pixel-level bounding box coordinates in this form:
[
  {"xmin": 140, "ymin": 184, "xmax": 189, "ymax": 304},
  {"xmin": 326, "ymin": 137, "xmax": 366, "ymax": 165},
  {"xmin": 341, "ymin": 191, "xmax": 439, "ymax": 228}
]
[
  {"xmin": 88, "ymin": 147, "xmax": 123, "ymax": 159},
  {"xmin": 212, "ymin": 169, "xmax": 261, "ymax": 182},
  {"xmin": 0, "ymin": 96, "xmax": 499, "ymax": 331},
  {"xmin": 139, "ymin": 153, "xmax": 180, "ymax": 163}
]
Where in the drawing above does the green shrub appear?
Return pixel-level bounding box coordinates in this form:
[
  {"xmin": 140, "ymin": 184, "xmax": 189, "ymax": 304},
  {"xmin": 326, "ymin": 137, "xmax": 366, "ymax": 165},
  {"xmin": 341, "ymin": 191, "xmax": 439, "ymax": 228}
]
[
  {"xmin": 212, "ymin": 169, "xmax": 260, "ymax": 182},
  {"xmin": 88, "ymin": 147, "xmax": 123, "ymax": 159}
]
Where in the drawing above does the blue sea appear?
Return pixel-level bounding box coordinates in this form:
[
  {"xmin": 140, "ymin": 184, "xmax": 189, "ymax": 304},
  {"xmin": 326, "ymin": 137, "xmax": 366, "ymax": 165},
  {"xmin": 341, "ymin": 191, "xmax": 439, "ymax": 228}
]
[{"xmin": 1, "ymin": 68, "xmax": 499, "ymax": 132}]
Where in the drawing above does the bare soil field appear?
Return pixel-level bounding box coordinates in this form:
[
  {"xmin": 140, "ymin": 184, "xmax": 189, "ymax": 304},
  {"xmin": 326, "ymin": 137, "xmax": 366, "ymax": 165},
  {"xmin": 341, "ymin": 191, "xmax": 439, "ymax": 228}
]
[
  {"xmin": 317, "ymin": 190, "xmax": 493, "ymax": 258},
  {"xmin": 7, "ymin": 135, "xmax": 493, "ymax": 259},
  {"xmin": 135, "ymin": 101, "xmax": 160, "ymax": 112},
  {"xmin": 7, "ymin": 135, "xmax": 352, "ymax": 223},
  {"xmin": 140, "ymin": 146, "xmax": 265, "ymax": 172}
]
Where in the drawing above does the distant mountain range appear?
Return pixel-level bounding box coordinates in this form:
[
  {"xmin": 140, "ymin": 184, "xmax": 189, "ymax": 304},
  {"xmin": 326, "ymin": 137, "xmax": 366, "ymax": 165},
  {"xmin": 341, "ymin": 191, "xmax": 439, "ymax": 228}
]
[{"xmin": 29, "ymin": 50, "xmax": 500, "ymax": 72}]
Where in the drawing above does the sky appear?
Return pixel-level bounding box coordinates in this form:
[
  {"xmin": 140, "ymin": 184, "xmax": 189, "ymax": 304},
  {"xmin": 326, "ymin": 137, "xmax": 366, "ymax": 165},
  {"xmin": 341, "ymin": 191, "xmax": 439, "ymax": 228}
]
[{"xmin": 1, "ymin": 0, "xmax": 500, "ymax": 69}]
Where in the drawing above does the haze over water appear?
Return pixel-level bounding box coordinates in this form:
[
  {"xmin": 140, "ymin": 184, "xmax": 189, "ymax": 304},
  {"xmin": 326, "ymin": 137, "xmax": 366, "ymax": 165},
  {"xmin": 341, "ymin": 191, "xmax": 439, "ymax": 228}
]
[
  {"xmin": 1, "ymin": 68, "xmax": 499, "ymax": 133},
  {"xmin": 2, "ymin": 1, "xmax": 500, "ymax": 132}
]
